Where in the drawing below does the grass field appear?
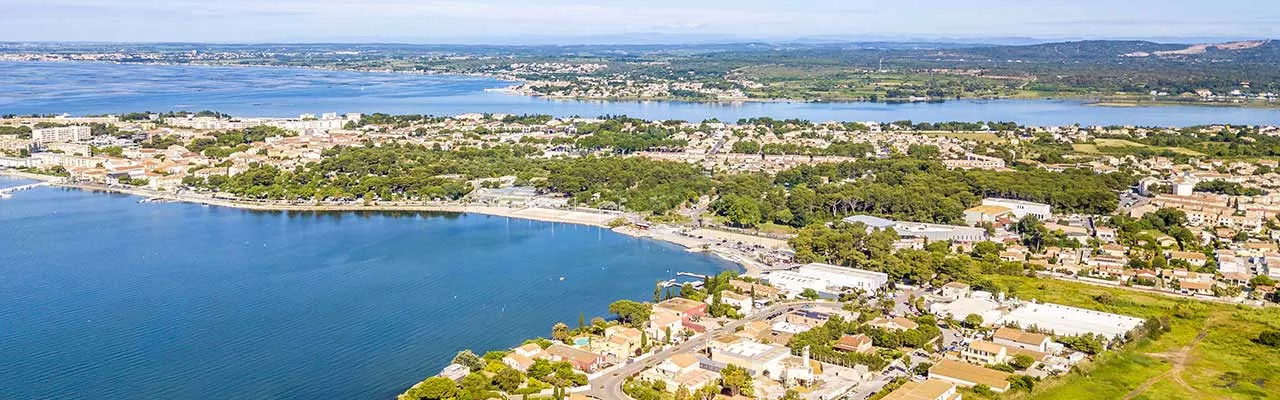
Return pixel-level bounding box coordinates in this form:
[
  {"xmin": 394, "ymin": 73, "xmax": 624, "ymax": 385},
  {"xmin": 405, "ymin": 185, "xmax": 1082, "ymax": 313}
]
[
  {"xmin": 983, "ymin": 276, "xmax": 1280, "ymax": 400},
  {"xmin": 1072, "ymin": 139, "xmax": 1204, "ymax": 156},
  {"xmin": 919, "ymin": 131, "xmax": 1005, "ymax": 144}
]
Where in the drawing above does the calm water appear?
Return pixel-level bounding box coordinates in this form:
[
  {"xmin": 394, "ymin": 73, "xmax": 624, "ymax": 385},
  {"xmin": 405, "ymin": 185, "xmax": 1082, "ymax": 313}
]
[
  {"xmin": 0, "ymin": 176, "xmax": 738, "ymax": 399},
  {"xmin": 3, "ymin": 61, "xmax": 1280, "ymax": 126}
]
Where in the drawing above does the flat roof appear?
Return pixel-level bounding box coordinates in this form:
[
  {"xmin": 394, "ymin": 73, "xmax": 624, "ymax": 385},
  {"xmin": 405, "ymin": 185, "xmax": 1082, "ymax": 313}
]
[
  {"xmin": 882, "ymin": 379, "xmax": 959, "ymax": 400},
  {"xmin": 965, "ymin": 205, "xmax": 1012, "ymax": 214},
  {"xmin": 929, "ymin": 359, "xmax": 1012, "ymax": 390},
  {"xmin": 983, "ymin": 197, "xmax": 1050, "ymax": 207},
  {"xmin": 998, "ymin": 302, "xmax": 1143, "ymax": 339},
  {"xmin": 993, "ymin": 327, "xmax": 1049, "ymax": 346}
]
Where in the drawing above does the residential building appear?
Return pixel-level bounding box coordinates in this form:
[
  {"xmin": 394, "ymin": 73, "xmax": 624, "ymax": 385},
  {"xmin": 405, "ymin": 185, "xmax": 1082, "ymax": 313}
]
[
  {"xmin": 32, "ymin": 125, "xmax": 91, "ymax": 143},
  {"xmin": 654, "ymin": 297, "xmax": 708, "ymax": 319},
  {"xmin": 709, "ymin": 341, "xmax": 791, "ymax": 376},
  {"xmin": 928, "ymin": 359, "xmax": 1013, "ymax": 393},
  {"xmin": 961, "ymin": 340, "xmax": 1008, "ymax": 365},
  {"xmin": 544, "ymin": 344, "xmax": 605, "ymax": 372},
  {"xmin": 834, "ymin": 334, "xmax": 873, "ymax": 353},
  {"xmin": 992, "ymin": 327, "xmax": 1051, "ymax": 353}
]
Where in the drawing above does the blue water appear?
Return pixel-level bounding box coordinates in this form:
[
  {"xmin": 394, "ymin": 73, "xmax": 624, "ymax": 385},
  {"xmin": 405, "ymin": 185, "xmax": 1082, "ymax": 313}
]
[
  {"xmin": 0, "ymin": 176, "xmax": 738, "ymax": 399},
  {"xmin": 3, "ymin": 61, "xmax": 1279, "ymax": 126}
]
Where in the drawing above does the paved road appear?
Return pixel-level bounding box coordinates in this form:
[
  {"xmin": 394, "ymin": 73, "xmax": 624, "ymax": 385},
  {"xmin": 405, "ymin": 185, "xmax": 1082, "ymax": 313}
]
[{"xmin": 583, "ymin": 301, "xmax": 825, "ymax": 399}]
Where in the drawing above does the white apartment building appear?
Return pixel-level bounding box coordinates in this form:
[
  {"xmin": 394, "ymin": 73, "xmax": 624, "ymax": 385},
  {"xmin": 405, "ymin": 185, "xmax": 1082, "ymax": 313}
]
[{"xmin": 32, "ymin": 125, "xmax": 91, "ymax": 144}]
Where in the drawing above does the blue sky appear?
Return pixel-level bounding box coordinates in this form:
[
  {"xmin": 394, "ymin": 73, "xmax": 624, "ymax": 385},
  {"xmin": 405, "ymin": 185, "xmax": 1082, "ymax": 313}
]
[{"xmin": 2, "ymin": 0, "xmax": 1276, "ymax": 43}]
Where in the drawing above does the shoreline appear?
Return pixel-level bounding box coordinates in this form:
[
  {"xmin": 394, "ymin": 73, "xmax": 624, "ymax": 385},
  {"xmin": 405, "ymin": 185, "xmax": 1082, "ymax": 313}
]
[
  {"xmin": 2, "ymin": 170, "xmax": 772, "ymax": 276},
  {"xmin": 8, "ymin": 59, "xmax": 1279, "ymax": 111}
]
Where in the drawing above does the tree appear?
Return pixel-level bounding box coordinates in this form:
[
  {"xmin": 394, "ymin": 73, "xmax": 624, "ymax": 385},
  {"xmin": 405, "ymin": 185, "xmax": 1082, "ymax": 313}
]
[
  {"xmin": 552, "ymin": 322, "xmax": 570, "ymax": 342},
  {"xmin": 1010, "ymin": 354, "xmax": 1035, "ymax": 370},
  {"xmin": 696, "ymin": 384, "xmax": 720, "ymax": 400},
  {"xmin": 459, "ymin": 372, "xmax": 491, "ymax": 395},
  {"xmin": 972, "ymin": 384, "xmax": 994, "ymax": 396},
  {"xmin": 912, "ymin": 362, "xmax": 933, "ymax": 377},
  {"xmin": 494, "ymin": 367, "xmax": 524, "ymax": 392},
  {"xmin": 1007, "ymin": 375, "xmax": 1038, "ymax": 392},
  {"xmin": 609, "ymin": 300, "xmax": 652, "ymax": 328},
  {"xmin": 451, "ymin": 350, "xmax": 485, "ymax": 371},
  {"xmin": 963, "ymin": 313, "xmax": 984, "ymax": 329},
  {"xmin": 407, "ymin": 377, "xmax": 458, "ymax": 400},
  {"xmin": 719, "ymin": 364, "xmax": 754, "ymax": 396},
  {"xmin": 674, "ymin": 385, "xmax": 693, "ymax": 400},
  {"xmin": 800, "ymin": 288, "xmax": 821, "ymax": 300}
]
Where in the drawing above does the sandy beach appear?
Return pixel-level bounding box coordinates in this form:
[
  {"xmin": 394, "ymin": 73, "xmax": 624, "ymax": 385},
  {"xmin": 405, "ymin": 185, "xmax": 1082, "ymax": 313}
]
[{"xmin": 3, "ymin": 171, "xmax": 791, "ymax": 275}]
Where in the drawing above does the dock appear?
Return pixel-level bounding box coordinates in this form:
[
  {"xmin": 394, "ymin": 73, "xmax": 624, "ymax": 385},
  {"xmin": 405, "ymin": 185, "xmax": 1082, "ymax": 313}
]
[{"xmin": 0, "ymin": 182, "xmax": 50, "ymax": 198}]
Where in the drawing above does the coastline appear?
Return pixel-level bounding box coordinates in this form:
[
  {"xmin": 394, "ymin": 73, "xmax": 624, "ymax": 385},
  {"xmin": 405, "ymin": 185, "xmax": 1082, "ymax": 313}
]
[
  {"xmin": 9, "ymin": 59, "xmax": 1279, "ymax": 110},
  {"xmin": 2, "ymin": 170, "xmax": 774, "ymax": 276}
]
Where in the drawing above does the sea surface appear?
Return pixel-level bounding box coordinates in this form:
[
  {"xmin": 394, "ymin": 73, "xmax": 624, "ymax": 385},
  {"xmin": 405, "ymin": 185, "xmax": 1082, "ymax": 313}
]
[
  {"xmin": 0, "ymin": 176, "xmax": 738, "ymax": 399},
  {"xmin": 3, "ymin": 61, "xmax": 1280, "ymax": 126}
]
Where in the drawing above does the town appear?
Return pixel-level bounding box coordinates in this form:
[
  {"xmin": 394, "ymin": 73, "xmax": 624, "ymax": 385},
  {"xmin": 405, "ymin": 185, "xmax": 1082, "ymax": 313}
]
[{"xmin": 2, "ymin": 111, "xmax": 1280, "ymax": 400}]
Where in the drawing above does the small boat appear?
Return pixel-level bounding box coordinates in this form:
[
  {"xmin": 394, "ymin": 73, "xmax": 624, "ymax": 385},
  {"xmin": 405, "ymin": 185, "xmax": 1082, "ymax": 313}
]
[{"xmin": 559, "ymin": 276, "xmax": 565, "ymax": 281}]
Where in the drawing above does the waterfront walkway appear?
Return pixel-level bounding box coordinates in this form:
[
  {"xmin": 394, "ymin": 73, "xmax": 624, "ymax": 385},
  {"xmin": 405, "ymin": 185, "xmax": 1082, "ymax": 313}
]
[{"xmin": 0, "ymin": 181, "xmax": 50, "ymax": 197}]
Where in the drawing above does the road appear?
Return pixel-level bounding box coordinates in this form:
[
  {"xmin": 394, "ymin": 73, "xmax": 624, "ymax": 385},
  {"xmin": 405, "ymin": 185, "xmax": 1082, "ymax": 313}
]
[{"xmin": 583, "ymin": 301, "xmax": 825, "ymax": 400}]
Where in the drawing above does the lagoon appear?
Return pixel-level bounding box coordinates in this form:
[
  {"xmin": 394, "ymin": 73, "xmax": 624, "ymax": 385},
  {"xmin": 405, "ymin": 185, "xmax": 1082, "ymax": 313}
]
[
  {"xmin": 3, "ymin": 61, "xmax": 1280, "ymax": 126},
  {"xmin": 0, "ymin": 176, "xmax": 738, "ymax": 399}
]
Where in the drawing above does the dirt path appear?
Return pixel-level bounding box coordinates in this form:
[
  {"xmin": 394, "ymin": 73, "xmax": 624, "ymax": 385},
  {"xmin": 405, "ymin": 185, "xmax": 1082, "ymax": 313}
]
[{"xmin": 1121, "ymin": 318, "xmax": 1222, "ymax": 400}]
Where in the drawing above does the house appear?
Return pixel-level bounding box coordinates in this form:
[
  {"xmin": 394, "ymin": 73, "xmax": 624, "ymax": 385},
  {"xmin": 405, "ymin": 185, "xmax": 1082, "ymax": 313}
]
[
  {"xmin": 928, "ymin": 359, "xmax": 1013, "ymax": 393},
  {"xmin": 649, "ymin": 310, "xmax": 684, "ymax": 342},
  {"xmin": 641, "ymin": 353, "xmax": 715, "ymax": 392},
  {"xmin": 882, "ymin": 379, "xmax": 962, "ymax": 400},
  {"xmin": 962, "ymin": 340, "xmax": 1009, "ymax": 365},
  {"xmin": 544, "ymin": 344, "xmax": 606, "ymax": 372},
  {"xmin": 503, "ymin": 347, "xmax": 539, "ymax": 372},
  {"xmin": 654, "ymin": 297, "xmax": 708, "ymax": 319},
  {"xmin": 992, "ymin": 327, "xmax": 1051, "ymax": 353},
  {"xmin": 1179, "ymin": 280, "xmax": 1216, "ymax": 296},
  {"xmin": 1168, "ymin": 251, "xmax": 1208, "ymax": 267},
  {"xmin": 602, "ymin": 326, "xmax": 644, "ymax": 360},
  {"xmin": 868, "ymin": 316, "xmax": 920, "ymax": 332},
  {"xmin": 1095, "ymin": 226, "xmax": 1117, "ymax": 243},
  {"xmin": 940, "ymin": 282, "xmax": 971, "ymax": 301},
  {"xmin": 710, "ymin": 341, "xmax": 792, "ymax": 377},
  {"xmin": 728, "ymin": 280, "xmax": 781, "ymax": 299},
  {"xmin": 716, "ymin": 290, "xmax": 753, "ymax": 315},
  {"xmin": 439, "ymin": 363, "xmax": 470, "ymax": 382},
  {"xmin": 834, "ymin": 334, "xmax": 874, "ymax": 353},
  {"xmin": 785, "ymin": 310, "xmax": 832, "ymax": 328},
  {"xmin": 1099, "ymin": 244, "xmax": 1127, "ymax": 257}
]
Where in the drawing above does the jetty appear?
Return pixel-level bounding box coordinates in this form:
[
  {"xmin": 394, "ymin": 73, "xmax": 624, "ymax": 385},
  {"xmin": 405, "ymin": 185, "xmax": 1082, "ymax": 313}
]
[{"xmin": 0, "ymin": 182, "xmax": 50, "ymax": 198}]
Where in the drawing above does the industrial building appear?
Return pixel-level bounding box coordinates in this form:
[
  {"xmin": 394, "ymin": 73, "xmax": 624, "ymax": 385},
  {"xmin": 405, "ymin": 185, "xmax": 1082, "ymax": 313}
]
[
  {"xmin": 980, "ymin": 198, "xmax": 1052, "ymax": 220},
  {"xmin": 763, "ymin": 263, "xmax": 888, "ymax": 298},
  {"xmin": 842, "ymin": 215, "xmax": 988, "ymax": 243}
]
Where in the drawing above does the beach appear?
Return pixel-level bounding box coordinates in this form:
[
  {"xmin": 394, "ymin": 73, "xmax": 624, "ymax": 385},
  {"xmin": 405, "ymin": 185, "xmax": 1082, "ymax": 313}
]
[{"xmin": 2, "ymin": 170, "xmax": 787, "ymax": 277}]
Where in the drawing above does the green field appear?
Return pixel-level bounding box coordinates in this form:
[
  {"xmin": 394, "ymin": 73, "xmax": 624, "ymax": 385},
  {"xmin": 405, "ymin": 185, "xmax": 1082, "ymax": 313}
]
[
  {"xmin": 1073, "ymin": 139, "xmax": 1204, "ymax": 156},
  {"xmin": 982, "ymin": 276, "xmax": 1280, "ymax": 400},
  {"xmin": 920, "ymin": 131, "xmax": 1005, "ymax": 144}
]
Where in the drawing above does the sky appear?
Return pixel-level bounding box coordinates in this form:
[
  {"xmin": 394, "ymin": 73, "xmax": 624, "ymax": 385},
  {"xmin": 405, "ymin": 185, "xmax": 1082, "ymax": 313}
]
[{"xmin": 2, "ymin": 0, "xmax": 1277, "ymax": 43}]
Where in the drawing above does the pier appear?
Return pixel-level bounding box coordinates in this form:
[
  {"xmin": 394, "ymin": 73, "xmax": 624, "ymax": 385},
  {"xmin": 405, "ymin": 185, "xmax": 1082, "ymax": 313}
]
[
  {"xmin": 676, "ymin": 272, "xmax": 709, "ymax": 280},
  {"xmin": 0, "ymin": 182, "xmax": 50, "ymax": 198}
]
